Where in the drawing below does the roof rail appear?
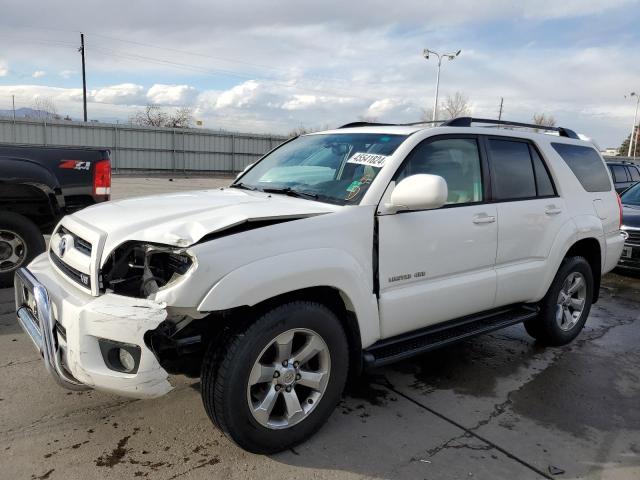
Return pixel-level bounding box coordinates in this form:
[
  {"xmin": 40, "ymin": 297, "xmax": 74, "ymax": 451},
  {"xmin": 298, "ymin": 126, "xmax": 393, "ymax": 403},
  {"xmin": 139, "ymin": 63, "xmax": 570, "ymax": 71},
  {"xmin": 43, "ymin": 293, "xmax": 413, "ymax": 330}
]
[
  {"xmin": 338, "ymin": 121, "xmax": 398, "ymax": 128},
  {"xmin": 441, "ymin": 117, "xmax": 579, "ymax": 139}
]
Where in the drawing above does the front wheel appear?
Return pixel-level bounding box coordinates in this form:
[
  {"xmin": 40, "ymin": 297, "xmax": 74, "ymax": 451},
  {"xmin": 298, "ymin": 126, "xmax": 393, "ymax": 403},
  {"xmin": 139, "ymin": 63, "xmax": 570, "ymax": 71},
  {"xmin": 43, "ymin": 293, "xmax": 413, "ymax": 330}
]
[
  {"xmin": 524, "ymin": 256, "xmax": 593, "ymax": 346},
  {"xmin": 201, "ymin": 301, "xmax": 349, "ymax": 453},
  {"xmin": 0, "ymin": 212, "xmax": 46, "ymax": 288}
]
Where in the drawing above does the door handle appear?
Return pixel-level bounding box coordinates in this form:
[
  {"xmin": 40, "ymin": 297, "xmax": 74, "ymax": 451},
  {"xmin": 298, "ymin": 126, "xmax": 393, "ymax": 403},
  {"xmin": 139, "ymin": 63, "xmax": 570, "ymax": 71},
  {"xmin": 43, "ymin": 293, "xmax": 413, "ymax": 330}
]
[
  {"xmin": 545, "ymin": 206, "xmax": 562, "ymax": 215},
  {"xmin": 473, "ymin": 214, "xmax": 496, "ymax": 224}
]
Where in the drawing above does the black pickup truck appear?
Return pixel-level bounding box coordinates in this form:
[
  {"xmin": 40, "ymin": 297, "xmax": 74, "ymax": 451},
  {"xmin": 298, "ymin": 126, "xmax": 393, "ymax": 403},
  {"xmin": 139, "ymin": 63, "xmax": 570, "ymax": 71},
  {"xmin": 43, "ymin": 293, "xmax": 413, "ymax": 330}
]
[{"xmin": 0, "ymin": 144, "xmax": 111, "ymax": 286}]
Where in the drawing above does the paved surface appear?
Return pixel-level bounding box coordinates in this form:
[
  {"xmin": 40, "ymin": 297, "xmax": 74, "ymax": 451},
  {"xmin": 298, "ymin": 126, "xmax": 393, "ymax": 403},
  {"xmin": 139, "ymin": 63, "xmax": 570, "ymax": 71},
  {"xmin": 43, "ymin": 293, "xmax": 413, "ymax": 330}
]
[{"xmin": 1, "ymin": 177, "xmax": 639, "ymax": 479}]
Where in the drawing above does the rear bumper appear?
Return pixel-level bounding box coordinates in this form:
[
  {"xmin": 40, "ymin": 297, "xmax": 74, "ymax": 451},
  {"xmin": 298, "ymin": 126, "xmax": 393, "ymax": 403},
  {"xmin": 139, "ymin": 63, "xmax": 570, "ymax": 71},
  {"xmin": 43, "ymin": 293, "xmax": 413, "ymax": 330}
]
[
  {"xmin": 14, "ymin": 254, "xmax": 172, "ymax": 399},
  {"xmin": 604, "ymin": 230, "xmax": 627, "ymax": 274}
]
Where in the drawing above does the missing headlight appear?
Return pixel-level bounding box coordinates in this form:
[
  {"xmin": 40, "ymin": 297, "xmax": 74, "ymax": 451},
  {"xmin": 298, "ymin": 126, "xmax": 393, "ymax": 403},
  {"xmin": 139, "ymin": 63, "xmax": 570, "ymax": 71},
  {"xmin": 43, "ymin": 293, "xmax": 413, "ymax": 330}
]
[{"xmin": 101, "ymin": 242, "xmax": 194, "ymax": 298}]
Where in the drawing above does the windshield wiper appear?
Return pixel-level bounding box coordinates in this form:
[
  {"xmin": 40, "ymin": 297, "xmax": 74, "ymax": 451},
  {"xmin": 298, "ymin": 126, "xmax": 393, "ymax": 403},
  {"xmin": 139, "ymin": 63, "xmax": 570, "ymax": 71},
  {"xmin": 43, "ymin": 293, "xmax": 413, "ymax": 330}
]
[
  {"xmin": 230, "ymin": 182, "xmax": 257, "ymax": 191},
  {"xmin": 261, "ymin": 186, "xmax": 319, "ymax": 200}
]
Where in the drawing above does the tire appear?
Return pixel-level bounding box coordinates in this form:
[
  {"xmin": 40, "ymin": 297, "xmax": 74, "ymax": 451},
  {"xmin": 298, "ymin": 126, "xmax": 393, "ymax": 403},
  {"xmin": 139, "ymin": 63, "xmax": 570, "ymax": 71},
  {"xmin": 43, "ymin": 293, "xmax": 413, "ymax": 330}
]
[
  {"xmin": 201, "ymin": 301, "xmax": 349, "ymax": 454},
  {"xmin": 524, "ymin": 256, "xmax": 593, "ymax": 346},
  {"xmin": 0, "ymin": 212, "xmax": 46, "ymax": 288}
]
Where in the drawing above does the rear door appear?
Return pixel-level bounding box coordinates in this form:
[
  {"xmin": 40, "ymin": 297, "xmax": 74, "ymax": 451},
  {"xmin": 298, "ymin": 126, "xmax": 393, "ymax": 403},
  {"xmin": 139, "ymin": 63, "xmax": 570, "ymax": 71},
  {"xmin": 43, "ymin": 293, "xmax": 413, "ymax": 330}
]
[
  {"xmin": 610, "ymin": 164, "xmax": 632, "ymax": 193},
  {"xmin": 485, "ymin": 136, "xmax": 569, "ymax": 306},
  {"xmin": 377, "ymin": 135, "xmax": 498, "ymax": 338},
  {"xmin": 627, "ymin": 165, "xmax": 640, "ymax": 188}
]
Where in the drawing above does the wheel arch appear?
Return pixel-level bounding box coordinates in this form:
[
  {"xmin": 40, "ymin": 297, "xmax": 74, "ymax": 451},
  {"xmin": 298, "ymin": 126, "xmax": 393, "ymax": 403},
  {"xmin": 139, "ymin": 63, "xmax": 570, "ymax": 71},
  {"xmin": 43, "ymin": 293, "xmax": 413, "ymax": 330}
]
[{"xmin": 563, "ymin": 237, "xmax": 602, "ymax": 303}]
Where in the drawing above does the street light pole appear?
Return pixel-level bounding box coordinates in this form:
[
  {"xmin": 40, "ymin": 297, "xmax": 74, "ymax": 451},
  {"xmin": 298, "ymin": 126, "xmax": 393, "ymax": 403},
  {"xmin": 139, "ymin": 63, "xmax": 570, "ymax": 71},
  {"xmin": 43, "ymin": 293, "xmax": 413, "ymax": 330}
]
[
  {"xmin": 627, "ymin": 92, "xmax": 639, "ymax": 158},
  {"xmin": 423, "ymin": 48, "xmax": 461, "ymax": 121}
]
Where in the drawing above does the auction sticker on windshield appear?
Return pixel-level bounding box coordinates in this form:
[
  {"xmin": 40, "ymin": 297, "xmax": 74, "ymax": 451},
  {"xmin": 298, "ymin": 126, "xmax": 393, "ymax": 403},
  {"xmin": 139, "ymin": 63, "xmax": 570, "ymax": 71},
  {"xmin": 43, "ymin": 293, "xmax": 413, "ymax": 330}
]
[{"xmin": 346, "ymin": 152, "xmax": 388, "ymax": 168}]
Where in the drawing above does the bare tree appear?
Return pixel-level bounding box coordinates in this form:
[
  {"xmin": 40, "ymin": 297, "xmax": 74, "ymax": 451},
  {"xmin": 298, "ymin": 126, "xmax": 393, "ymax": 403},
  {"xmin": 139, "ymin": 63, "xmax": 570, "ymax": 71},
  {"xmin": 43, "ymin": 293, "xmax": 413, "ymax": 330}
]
[
  {"xmin": 532, "ymin": 113, "xmax": 556, "ymax": 127},
  {"xmin": 420, "ymin": 107, "xmax": 436, "ymax": 122},
  {"xmin": 357, "ymin": 115, "xmax": 378, "ymax": 123},
  {"xmin": 131, "ymin": 105, "xmax": 168, "ymax": 127},
  {"xmin": 30, "ymin": 96, "xmax": 60, "ymax": 120},
  {"xmin": 166, "ymin": 107, "xmax": 194, "ymax": 128},
  {"xmin": 130, "ymin": 105, "xmax": 193, "ymax": 128},
  {"xmin": 440, "ymin": 92, "xmax": 471, "ymax": 120},
  {"xmin": 287, "ymin": 124, "xmax": 330, "ymax": 138}
]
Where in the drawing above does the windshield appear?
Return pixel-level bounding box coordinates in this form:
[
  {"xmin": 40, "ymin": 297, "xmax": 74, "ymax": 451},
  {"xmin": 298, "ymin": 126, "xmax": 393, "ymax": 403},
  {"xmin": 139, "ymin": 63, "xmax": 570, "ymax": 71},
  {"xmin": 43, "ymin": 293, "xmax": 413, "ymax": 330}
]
[
  {"xmin": 233, "ymin": 133, "xmax": 407, "ymax": 205},
  {"xmin": 621, "ymin": 182, "xmax": 640, "ymax": 206}
]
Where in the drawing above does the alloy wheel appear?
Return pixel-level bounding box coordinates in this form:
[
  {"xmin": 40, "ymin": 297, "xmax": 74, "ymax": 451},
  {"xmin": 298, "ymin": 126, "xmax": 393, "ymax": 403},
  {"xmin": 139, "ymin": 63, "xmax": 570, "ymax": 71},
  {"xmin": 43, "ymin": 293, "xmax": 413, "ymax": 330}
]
[
  {"xmin": 555, "ymin": 271, "xmax": 587, "ymax": 331},
  {"xmin": 246, "ymin": 328, "xmax": 331, "ymax": 429}
]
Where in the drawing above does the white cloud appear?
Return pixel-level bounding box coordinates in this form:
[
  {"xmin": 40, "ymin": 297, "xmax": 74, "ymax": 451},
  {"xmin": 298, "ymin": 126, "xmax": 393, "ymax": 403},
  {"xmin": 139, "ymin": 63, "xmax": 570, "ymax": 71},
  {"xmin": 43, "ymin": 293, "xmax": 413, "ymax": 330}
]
[
  {"xmin": 59, "ymin": 69, "xmax": 77, "ymax": 79},
  {"xmin": 146, "ymin": 84, "xmax": 198, "ymax": 106},
  {"xmin": 91, "ymin": 83, "xmax": 146, "ymax": 105},
  {"xmin": 0, "ymin": 0, "xmax": 637, "ymax": 144},
  {"xmin": 32, "ymin": 70, "xmax": 46, "ymax": 78},
  {"xmin": 214, "ymin": 80, "xmax": 262, "ymax": 109}
]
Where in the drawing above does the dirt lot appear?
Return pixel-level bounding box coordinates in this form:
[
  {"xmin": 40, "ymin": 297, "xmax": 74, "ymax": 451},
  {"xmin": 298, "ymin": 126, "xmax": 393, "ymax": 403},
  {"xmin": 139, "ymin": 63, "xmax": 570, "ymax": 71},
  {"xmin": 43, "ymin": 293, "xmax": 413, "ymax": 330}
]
[{"xmin": 1, "ymin": 176, "xmax": 639, "ymax": 479}]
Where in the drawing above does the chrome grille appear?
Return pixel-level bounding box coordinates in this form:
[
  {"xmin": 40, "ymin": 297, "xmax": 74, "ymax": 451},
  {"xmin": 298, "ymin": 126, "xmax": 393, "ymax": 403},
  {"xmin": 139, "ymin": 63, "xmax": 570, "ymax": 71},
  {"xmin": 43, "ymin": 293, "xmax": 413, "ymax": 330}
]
[
  {"xmin": 58, "ymin": 226, "xmax": 92, "ymax": 256},
  {"xmin": 50, "ymin": 251, "xmax": 91, "ymax": 288},
  {"xmin": 625, "ymin": 230, "xmax": 640, "ymax": 245}
]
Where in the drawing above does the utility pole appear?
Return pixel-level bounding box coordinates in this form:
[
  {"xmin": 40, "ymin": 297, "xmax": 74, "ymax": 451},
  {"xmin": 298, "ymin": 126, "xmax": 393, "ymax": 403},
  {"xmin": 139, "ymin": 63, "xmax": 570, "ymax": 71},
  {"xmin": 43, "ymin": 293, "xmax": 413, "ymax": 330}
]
[
  {"xmin": 498, "ymin": 97, "xmax": 504, "ymax": 120},
  {"xmin": 626, "ymin": 92, "xmax": 639, "ymax": 157},
  {"xmin": 423, "ymin": 48, "xmax": 461, "ymax": 121},
  {"xmin": 12, "ymin": 94, "xmax": 16, "ymax": 142},
  {"xmin": 79, "ymin": 33, "xmax": 88, "ymax": 122}
]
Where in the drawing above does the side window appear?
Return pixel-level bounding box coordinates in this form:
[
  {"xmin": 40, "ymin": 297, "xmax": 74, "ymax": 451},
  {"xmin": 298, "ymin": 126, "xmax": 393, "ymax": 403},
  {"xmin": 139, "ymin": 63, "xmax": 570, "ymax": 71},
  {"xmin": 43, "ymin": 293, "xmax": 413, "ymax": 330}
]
[
  {"xmin": 530, "ymin": 147, "xmax": 556, "ymax": 197},
  {"xmin": 629, "ymin": 166, "xmax": 640, "ymax": 182},
  {"xmin": 488, "ymin": 139, "xmax": 536, "ymax": 200},
  {"xmin": 611, "ymin": 165, "xmax": 628, "ymax": 183},
  {"xmin": 395, "ymin": 138, "xmax": 483, "ymax": 205},
  {"xmin": 551, "ymin": 143, "xmax": 612, "ymax": 192}
]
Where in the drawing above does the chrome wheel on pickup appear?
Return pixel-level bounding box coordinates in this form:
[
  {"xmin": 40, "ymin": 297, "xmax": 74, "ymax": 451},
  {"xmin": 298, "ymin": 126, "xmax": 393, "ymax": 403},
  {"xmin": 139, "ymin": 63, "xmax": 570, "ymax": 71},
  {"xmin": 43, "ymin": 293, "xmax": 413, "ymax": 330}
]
[
  {"xmin": 247, "ymin": 328, "xmax": 331, "ymax": 429},
  {"xmin": 201, "ymin": 301, "xmax": 348, "ymax": 454},
  {"xmin": 0, "ymin": 212, "xmax": 46, "ymax": 288},
  {"xmin": 0, "ymin": 229, "xmax": 27, "ymax": 273}
]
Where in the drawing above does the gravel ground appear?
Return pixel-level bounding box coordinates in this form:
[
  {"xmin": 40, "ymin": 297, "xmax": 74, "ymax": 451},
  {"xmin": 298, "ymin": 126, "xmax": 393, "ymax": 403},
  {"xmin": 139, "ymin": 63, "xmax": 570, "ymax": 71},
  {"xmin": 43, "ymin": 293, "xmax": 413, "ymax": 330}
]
[{"xmin": 1, "ymin": 176, "xmax": 638, "ymax": 480}]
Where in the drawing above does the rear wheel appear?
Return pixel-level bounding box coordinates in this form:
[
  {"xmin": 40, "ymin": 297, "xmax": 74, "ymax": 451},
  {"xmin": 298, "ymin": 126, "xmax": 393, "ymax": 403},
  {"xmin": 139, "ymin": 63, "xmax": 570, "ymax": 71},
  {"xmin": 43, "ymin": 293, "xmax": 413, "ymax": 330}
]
[
  {"xmin": 201, "ymin": 301, "xmax": 349, "ymax": 454},
  {"xmin": 0, "ymin": 212, "xmax": 46, "ymax": 288},
  {"xmin": 524, "ymin": 256, "xmax": 593, "ymax": 346}
]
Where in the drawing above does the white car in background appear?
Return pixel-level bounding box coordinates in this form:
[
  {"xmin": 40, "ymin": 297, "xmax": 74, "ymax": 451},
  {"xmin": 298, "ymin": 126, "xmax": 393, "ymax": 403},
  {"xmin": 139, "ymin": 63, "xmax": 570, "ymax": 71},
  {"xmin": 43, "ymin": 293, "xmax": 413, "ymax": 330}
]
[{"xmin": 15, "ymin": 117, "xmax": 624, "ymax": 453}]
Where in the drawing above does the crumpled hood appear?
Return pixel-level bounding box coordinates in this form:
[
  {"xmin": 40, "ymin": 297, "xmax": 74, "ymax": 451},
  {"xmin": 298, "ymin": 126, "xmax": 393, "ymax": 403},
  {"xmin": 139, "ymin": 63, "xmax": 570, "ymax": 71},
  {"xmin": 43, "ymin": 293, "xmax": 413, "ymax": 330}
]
[
  {"xmin": 70, "ymin": 188, "xmax": 338, "ymax": 258},
  {"xmin": 622, "ymin": 203, "xmax": 640, "ymax": 229}
]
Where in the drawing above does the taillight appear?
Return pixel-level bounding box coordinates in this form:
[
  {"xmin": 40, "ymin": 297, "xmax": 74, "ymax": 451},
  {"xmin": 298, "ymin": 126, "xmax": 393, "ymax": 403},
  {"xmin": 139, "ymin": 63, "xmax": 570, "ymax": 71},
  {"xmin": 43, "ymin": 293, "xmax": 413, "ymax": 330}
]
[
  {"xmin": 617, "ymin": 193, "xmax": 623, "ymax": 228},
  {"xmin": 94, "ymin": 159, "xmax": 111, "ymax": 197}
]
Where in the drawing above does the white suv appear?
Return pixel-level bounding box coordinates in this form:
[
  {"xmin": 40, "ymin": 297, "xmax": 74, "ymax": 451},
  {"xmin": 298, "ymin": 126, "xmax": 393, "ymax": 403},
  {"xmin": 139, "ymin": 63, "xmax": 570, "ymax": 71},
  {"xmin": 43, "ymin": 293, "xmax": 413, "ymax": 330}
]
[{"xmin": 15, "ymin": 117, "xmax": 624, "ymax": 453}]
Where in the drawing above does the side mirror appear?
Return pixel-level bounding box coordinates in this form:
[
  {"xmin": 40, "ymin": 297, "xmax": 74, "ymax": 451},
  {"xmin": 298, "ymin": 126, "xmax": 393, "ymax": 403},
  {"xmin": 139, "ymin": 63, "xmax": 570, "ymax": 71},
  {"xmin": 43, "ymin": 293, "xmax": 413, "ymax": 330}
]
[{"xmin": 389, "ymin": 174, "xmax": 448, "ymax": 212}]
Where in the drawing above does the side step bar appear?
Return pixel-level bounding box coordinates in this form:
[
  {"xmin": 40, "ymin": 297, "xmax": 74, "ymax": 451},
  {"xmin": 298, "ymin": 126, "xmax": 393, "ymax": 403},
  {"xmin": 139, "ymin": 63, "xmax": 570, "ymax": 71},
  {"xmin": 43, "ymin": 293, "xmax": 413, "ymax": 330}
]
[{"xmin": 363, "ymin": 305, "xmax": 539, "ymax": 368}]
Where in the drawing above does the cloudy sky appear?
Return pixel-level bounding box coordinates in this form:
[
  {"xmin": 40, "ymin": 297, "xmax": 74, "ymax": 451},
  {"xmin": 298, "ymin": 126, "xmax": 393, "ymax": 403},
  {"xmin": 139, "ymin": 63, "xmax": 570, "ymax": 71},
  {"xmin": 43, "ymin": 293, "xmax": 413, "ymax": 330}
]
[{"xmin": 0, "ymin": 0, "xmax": 639, "ymax": 147}]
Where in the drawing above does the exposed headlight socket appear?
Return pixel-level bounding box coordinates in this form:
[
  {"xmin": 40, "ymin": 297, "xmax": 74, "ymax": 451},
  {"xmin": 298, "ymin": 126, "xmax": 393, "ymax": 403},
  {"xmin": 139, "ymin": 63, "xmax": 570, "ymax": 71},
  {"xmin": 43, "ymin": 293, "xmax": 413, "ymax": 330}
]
[{"xmin": 98, "ymin": 338, "xmax": 142, "ymax": 374}]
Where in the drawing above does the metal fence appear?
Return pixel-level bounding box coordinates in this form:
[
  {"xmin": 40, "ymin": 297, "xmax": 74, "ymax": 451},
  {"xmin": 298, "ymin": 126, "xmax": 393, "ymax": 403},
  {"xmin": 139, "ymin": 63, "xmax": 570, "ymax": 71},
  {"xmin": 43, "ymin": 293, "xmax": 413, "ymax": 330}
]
[{"xmin": 0, "ymin": 117, "xmax": 287, "ymax": 173}]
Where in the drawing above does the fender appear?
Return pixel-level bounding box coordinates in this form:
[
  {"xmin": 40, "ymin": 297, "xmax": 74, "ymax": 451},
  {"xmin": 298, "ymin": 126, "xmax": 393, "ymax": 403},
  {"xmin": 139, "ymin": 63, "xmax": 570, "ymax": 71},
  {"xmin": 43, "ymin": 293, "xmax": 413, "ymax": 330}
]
[
  {"xmin": 197, "ymin": 248, "xmax": 381, "ymax": 348},
  {"xmin": 0, "ymin": 157, "xmax": 64, "ymax": 209},
  {"xmin": 532, "ymin": 214, "xmax": 604, "ymax": 301}
]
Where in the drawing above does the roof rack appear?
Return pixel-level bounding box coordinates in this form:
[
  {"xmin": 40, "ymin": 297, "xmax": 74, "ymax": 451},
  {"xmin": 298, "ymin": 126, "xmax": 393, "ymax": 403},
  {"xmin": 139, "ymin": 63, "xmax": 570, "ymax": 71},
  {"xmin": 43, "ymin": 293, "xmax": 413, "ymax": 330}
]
[
  {"xmin": 441, "ymin": 117, "xmax": 579, "ymax": 139},
  {"xmin": 338, "ymin": 117, "xmax": 580, "ymax": 140},
  {"xmin": 338, "ymin": 121, "xmax": 398, "ymax": 128}
]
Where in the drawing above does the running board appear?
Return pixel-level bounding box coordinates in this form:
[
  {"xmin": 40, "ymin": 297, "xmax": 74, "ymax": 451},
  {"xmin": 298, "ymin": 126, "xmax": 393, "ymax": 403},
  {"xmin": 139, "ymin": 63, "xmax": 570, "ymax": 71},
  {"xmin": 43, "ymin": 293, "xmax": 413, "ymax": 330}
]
[{"xmin": 363, "ymin": 305, "xmax": 539, "ymax": 368}]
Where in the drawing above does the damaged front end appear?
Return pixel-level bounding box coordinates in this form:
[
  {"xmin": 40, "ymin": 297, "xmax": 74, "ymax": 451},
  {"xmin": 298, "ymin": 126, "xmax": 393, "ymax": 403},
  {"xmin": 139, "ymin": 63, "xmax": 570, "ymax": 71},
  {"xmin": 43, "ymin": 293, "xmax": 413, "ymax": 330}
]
[
  {"xmin": 99, "ymin": 241, "xmax": 214, "ymax": 377},
  {"xmin": 100, "ymin": 242, "xmax": 195, "ymax": 298}
]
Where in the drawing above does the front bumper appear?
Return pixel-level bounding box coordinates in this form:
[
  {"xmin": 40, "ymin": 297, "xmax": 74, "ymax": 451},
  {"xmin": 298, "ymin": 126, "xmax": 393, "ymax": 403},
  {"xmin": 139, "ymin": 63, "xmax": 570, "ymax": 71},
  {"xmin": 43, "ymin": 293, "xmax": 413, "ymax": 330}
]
[
  {"xmin": 14, "ymin": 254, "xmax": 173, "ymax": 399},
  {"xmin": 616, "ymin": 230, "xmax": 640, "ymax": 271}
]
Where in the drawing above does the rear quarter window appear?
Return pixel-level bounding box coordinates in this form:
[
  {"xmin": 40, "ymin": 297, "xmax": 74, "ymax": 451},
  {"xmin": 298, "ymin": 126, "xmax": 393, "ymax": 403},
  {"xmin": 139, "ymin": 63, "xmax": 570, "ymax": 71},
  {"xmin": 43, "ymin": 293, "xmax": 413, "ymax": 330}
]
[{"xmin": 551, "ymin": 143, "xmax": 612, "ymax": 192}]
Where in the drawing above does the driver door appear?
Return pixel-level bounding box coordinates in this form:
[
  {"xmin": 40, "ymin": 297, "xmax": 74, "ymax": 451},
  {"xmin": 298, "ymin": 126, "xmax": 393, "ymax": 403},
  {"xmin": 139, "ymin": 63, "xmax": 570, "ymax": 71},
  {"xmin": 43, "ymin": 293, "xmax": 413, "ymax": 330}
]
[{"xmin": 377, "ymin": 135, "xmax": 498, "ymax": 339}]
